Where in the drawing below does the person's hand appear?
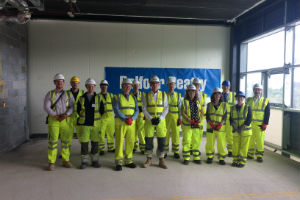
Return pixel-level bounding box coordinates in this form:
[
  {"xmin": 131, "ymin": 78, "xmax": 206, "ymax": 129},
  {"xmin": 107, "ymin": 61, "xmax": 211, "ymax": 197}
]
[
  {"xmin": 261, "ymin": 124, "xmax": 267, "ymax": 131},
  {"xmin": 125, "ymin": 117, "xmax": 133, "ymax": 125},
  {"xmin": 215, "ymin": 124, "xmax": 222, "ymax": 131},
  {"xmin": 177, "ymin": 119, "xmax": 182, "ymax": 126},
  {"xmin": 209, "ymin": 122, "xmax": 216, "ymax": 129}
]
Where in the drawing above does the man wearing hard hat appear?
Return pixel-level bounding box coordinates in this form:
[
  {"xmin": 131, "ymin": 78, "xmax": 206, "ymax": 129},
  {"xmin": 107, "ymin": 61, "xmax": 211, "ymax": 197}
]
[
  {"xmin": 113, "ymin": 78, "xmax": 139, "ymax": 171},
  {"xmin": 98, "ymin": 80, "xmax": 115, "ymax": 155},
  {"xmin": 67, "ymin": 76, "xmax": 85, "ymax": 151},
  {"xmin": 44, "ymin": 73, "xmax": 74, "ymax": 171},
  {"xmin": 77, "ymin": 78, "xmax": 101, "ymax": 169},
  {"xmin": 165, "ymin": 76, "xmax": 182, "ymax": 159},
  {"xmin": 192, "ymin": 78, "xmax": 207, "ymax": 155},
  {"xmin": 246, "ymin": 83, "xmax": 270, "ymax": 163},
  {"xmin": 230, "ymin": 91, "xmax": 252, "ymax": 168},
  {"xmin": 222, "ymin": 80, "xmax": 236, "ymax": 157},
  {"xmin": 131, "ymin": 80, "xmax": 146, "ymax": 154},
  {"xmin": 142, "ymin": 75, "xmax": 169, "ymax": 169}
]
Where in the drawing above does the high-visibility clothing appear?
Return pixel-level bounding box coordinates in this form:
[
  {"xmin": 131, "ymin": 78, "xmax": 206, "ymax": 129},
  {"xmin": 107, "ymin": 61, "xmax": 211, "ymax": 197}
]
[
  {"xmin": 231, "ymin": 103, "xmax": 252, "ymax": 165},
  {"xmin": 114, "ymin": 94, "xmax": 136, "ymax": 165},
  {"xmin": 246, "ymin": 97, "xmax": 269, "ymax": 158},
  {"xmin": 131, "ymin": 91, "xmax": 145, "ymax": 151},
  {"xmin": 165, "ymin": 92, "xmax": 181, "ymax": 153},
  {"xmin": 181, "ymin": 99, "xmax": 205, "ymax": 161},
  {"xmin": 144, "ymin": 91, "xmax": 167, "ymax": 157},
  {"xmin": 198, "ymin": 91, "xmax": 207, "ymax": 123},
  {"xmin": 99, "ymin": 92, "xmax": 115, "ymax": 151},
  {"xmin": 206, "ymin": 102, "xmax": 227, "ymax": 160},
  {"xmin": 67, "ymin": 89, "xmax": 84, "ymax": 149},
  {"xmin": 225, "ymin": 91, "xmax": 235, "ymax": 153},
  {"xmin": 47, "ymin": 90, "xmax": 72, "ymax": 164},
  {"xmin": 77, "ymin": 95, "xmax": 101, "ymax": 125}
]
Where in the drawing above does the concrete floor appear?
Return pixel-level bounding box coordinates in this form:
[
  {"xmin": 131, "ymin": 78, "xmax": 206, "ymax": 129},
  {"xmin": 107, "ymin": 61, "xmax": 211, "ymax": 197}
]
[{"xmin": 0, "ymin": 137, "xmax": 299, "ymax": 200}]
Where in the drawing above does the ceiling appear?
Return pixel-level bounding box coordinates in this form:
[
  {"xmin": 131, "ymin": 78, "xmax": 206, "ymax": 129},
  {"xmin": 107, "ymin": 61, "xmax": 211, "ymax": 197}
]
[{"xmin": 2, "ymin": 0, "xmax": 266, "ymax": 25}]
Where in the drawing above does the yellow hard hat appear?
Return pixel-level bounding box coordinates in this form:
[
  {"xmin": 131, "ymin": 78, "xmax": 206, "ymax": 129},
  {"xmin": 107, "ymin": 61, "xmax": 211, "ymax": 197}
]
[{"xmin": 70, "ymin": 76, "xmax": 80, "ymax": 83}]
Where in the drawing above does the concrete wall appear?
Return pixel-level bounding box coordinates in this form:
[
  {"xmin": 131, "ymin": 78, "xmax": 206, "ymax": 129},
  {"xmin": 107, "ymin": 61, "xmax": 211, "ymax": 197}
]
[
  {"xmin": 28, "ymin": 20, "xmax": 230, "ymax": 134},
  {"xmin": 0, "ymin": 22, "xmax": 28, "ymax": 152}
]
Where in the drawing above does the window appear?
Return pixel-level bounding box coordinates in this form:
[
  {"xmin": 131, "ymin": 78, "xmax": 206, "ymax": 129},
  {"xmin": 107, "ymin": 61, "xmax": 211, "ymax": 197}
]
[
  {"xmin": 247, "ymin": 31, "xmax": 284, "ymax": 71},
  {"xmin": 268, "ymin": 74, "xmax": 283, "ymax": 104},
  {"xmin": 241, "ymin": 23, "xmax": 300, "ymax": 109}
]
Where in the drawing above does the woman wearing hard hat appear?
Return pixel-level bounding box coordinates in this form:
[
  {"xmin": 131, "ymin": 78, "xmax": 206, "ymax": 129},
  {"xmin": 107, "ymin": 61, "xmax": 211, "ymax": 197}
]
[
  {"xmin": 181, "ymin": 84, "xmax": 205, "ymax": 165},
  {"xmin": 205, "ymin": 87, "xmax": 227, "ymax": 165}
]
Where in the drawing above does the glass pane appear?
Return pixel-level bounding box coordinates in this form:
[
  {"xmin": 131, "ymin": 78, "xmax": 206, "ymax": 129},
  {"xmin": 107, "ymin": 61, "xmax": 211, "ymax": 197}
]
[
  {"xmin": 295, "ymin": 25, "xmax": 300, "ymax": 65},
  {"xmin": 285, "ymin": 28, "xmax": 293, "ymax": 65},
  {"xmin": 248, "ymin": 31, "xmax": 284, "ymax": 71},
  {"xmin": 246, "ymin": 73, "xmax": 262, "ymax": 97},
  {"xmin": 240, "ymin": 75, "xmax": 246, "ymax": 93},
  {"xmin": 293, "ymin": 68, "xmax": 300, "ymax": 108},
  {"xmin": 284, "ymin": 70, "xmax": 292, "ymax": 107},
  {"xmin": 268, "ymin": 74, "xmax": 283, "ymax": 104}
]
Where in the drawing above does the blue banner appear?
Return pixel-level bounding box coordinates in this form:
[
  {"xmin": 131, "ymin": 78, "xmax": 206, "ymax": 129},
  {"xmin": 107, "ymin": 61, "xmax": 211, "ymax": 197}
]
[{"xmin": 105, "ymin": 67, "xmax": 221, "ymax": 97}]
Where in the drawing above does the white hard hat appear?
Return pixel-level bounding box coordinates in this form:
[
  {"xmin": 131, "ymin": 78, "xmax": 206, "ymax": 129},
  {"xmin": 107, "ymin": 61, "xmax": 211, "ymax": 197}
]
[
  {"xmin": 150, "ymin": 75, "xmax": 160, "ymax": 83},
  {"xmin": 133, "ymin": 80, "xmax": 140, "ymax": 85},
  {"xmin": 192, "ymin": 78, "xmax": 201, "ymax": 85},
  {"xmin": 167, "ymin": 76, "xmax": 176, "ymax": 84},
  {"xmin": 187, "ymin": 84, "xmax": 196, "ymax": 91},
  {"xmin": 253, "ymin": 83, "xmax": 263, "ymax": 90},
  {"xmin": 100, "ymin": 80, "xmax": 109, "ymax": 86},
  {"xmin": 85, "ymin": 78, "xmax": 96, "ymax": 85},
  {"xmin": 212, "ymin": 87, "xmax": 222, "ymax": 94},
  {"xmin": 53, "ymin": 73, "xmax": 65, "ymax": 80},
  {"xmin": 122, "ymin": 78, "xmax": 133, "ymax": 85}
]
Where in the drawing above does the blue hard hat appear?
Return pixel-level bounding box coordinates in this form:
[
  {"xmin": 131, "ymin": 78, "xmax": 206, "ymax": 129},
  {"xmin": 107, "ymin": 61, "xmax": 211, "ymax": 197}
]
[
  {"xmin": 235, "ymin": 91, "xmax": 245, "ymax": 98},
  {"xmin": 222, "ymin": 80, "xmax": 230, "ymax": 86}
]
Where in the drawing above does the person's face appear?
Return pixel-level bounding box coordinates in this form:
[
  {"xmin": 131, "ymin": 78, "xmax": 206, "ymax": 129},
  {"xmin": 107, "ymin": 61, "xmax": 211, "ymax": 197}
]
[
  {"xmin": 188, "ymin": 90, "xmax": 195, "ymax": 99},
  {"xmin": 237, "ymin": 96, "xmax": 245, "ymax": 105},
  {"xmin": 151, "ymin": 82, "xmax": 160, "ymax": 92},
  {"xmin": 54, "ymin": 79, "xmax": 65, "ymax": 90},
  {"xmin": 214, "ymin": 92, "xmax": 221, "ymax": 103},
  {"xmin": 194, "ymin": 84, "xmax": 200, "ymax": 91},
  {"xmin": 86, "ymin": 84, "xmax": 96, "ymax": 94},
  {"xmin": 168, "ymin": 82, "xmax": 175, "ymax": 91},
  {"xmin": 70, "ymin": 81, "xmax": 79, "ymax": 90},
  {"xmin": 222, "ymin": 85, "xmax": 230, "ymax": 93},
  {"xmin": 100, "ymin": 84, "xmax": 108, "ymax": 94},
  {"xmin": 133, "ymin": 84, "xmax": 139, "ymax": 92},
  {"xmin": 254, "ymin": 88, "xmax": 262, "ymax": 97},
  {"xmin": 122, "ymin": 83, "xmax": 132, "ymax": 95}
]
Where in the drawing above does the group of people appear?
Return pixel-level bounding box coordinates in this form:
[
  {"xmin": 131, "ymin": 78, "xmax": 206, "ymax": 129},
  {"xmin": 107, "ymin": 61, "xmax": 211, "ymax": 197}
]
[{"xmin": 44, "ymin": 73, "xmax": 270, "ymax": 171}]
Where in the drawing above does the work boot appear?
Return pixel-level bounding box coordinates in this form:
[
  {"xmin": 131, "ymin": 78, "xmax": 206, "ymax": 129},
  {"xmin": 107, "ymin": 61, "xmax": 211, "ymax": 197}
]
[
  {"xmin": 164, "ymin": 154, "xmax": 167, "ymax": 159},
  {"xmin": 99, "ymin": 151, "xmax": 105, "ymax": 155},
  {"xmin": 125, "ymin": 163, "xmax": 137, "ymax": 168},
  {"xmin": 48, "ymin": 163, "xmax": 55, "ymax": 171},
  {"xmin": 143, "ymin": 157, "xmax": 152, "ymax": 168},
  {"xmin": 206, "ymin": 158, "xmax": 213, "ymax": 164},
  {"xmin": 194, "ymin": 160, "xmax": 201, "ymax": 164},
  {"xmin": 80, "ymin": 162, "xmax": 88, "ymax": 169},
  {"xmin": 183, "ymin": 160, "xmax": 189, "ymax": 165},
  {"xmin": 91, "ymin": 161, "xmax": 101, "ymax": 168},
  {"xmin": 257, "ymin": 157, "xmax": 263, "ymax": 163},
  {"xmin": 115, "ymin": 165, "xmax": 122, "ymax": 171},
  {"xmin": 159, "ymin": 158, "xmax": 168, "ymax": 169},
  {"xmin": 108, "ymin": 149, "xmax": 115, "ymax": 153},
  {"xmin": 247, "ymin": 155, "xmax": 254, "ymax": 159},
  {"xmin": 219, "ymin": 160, "xmax": 226, "ymax": 165},
  {"xmin": 238, "ymin": 163, "xmax": 245, "ymax": 168},
  {"xmin": 141, "ymin": 151, "xmax": 145, "ymax": 155},
  {"xmin": 228, "ymin": 152, "xmax": 232, "ymax": 157},
  {"xmin": 63, "ymin": 161, "xmax": 72, "ymax": 168},
  {"xmin": 231, "ymin": 162, "xmax": 238, "ymax": 167},
  {"xmin": 174, "ymin": 153, "xmax": 180, "ymax": 159}
]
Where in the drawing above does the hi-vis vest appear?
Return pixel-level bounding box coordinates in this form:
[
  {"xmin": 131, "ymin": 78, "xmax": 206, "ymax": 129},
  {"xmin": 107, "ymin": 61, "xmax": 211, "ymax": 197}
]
[
  {"xmin": 115, "ymin": 93, "xmax": 136, "ymax": 118},
  {"xmin": 231, "ymin": 104, "xmax": 252, "ymax": 136},
  {"xmin": 77, "ymin": 94, "xmax": 101, "ymax": 125},
  {"xmin": 131, "ymin": 91, "xmax": 144, "ymax": 117},
  {"xmin": 145, "ymin": 90, "xmax": 165, "ymax": 118},
  {"xmin": 67, "ymin": 89, "xmax": 84, "ymax": 115},
  {"xmin": 99, "ymin": 92, "xmax": 114, "ymax": 118},
  {"xmin": 246, "ymin": 97, "xmax": 269, "ymax": 126},
  {"xmin": 167, "ymin": 92, "xmax": 181, "ymax": 115},
  {"xmin": 225, "ymin": 91, "xmax": 236, "ymax": 120},
  {"xmin": 49, "ymin": 90, "xmax": 71, "ymax": 112},
  {"xmin": 198, "ymin": 91, "xmax": 207, "ymax": 118},
  {"xmin": 182, "ymin": 99, "xmax": 204, "ymax": 126},
  {"xmin": 207, "ymin": 102, "xmax": 227, "ymax": 132}
]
